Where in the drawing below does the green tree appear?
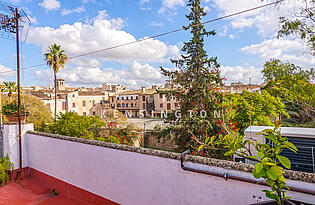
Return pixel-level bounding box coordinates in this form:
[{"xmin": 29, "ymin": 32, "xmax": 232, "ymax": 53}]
[
  {"xmin": 44, "ymin": 44, "xmax": 68, "ymax": 120},
  {"xmin": 44, "ymin": 112, "xmax": 142, "ymax": 145},
  {"xmin": 47, "ymin": 112, "xmax": 105, "ymax": 139},
  {"xmin": 278, "ymin": 0, "xmax": 315, "ymax": 55},
  {"xmin": 1, "ymin": 81, "xmax": 17, "ymax": 101},
  {"xmin": 1, "ymin": 94, "xmax": 53, "ymax": 130},
  {"xmin": 262, "ymin": 59, "xmax": 315, "ymax": 125},
  {"xmin": 224, "ymin": 90, "xmax": 289, "ymax": 134},
  {"xmin": 160, "ymin": 0, "xmax": 224, "ymax": 157}
]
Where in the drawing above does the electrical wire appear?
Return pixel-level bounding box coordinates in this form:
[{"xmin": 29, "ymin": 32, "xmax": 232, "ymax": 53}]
[{"xmin": 0, "ymin": 0, "xmax": 284, "ymax": 75}]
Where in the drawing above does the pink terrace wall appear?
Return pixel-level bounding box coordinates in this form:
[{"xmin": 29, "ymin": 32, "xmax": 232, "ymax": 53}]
[{"xmin": 3, "ymin": 125, "xmax": 314, "ymax": 205}]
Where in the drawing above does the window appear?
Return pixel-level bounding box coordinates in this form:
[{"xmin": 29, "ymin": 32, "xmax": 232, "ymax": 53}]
[
  {"xmin": 167, "ymin": 103, "xmax": 171, "ymax": 110},
  {"xmin": 143, "ymin": 103, "xmax": 146, "ymax": 109},
  {"xmin": 83, "ymin": 112, "xmax": 86, "ymax": 116},
  {"xmin": 160, "ymin": 94, "xmax": 163, "ymax": 98},
  {"xmin": 160, "ymin": 103, "xmax": 163, "ymax": 108},
  {"xmin": 82, "ymin": 100, "xmax": 86, "ymax": 107},
  {"xmin": 62, "ymin": 102, "xmax": 66, "ymax": 110},
  {"xmin": 112, "ymin": 98, "xmax": 114, "ymax": 102},
  {"xmin": 142, "ymin": 96, "xmax": 145, "ymax": 101},
  {"xmin": 126, "ymin": 96, "xmax": 128, "ymax": 100},
  {"xmin": 92, "ymin": 111, "xmax": 96, "ymax": 115},
  {"xmin": 117, "ymin": 103, "xmax": 121, "ymax": 107},
  {"xmin": 122, "ymin": 103, "xmax": 125, "ymax": 107},
  {"xmin": 126, "ymin": 103, "xmax": 129, "ymax": 107},
  {"xmin": 131, "ymin": 103, "xmax": 133, "ymax": 107},
  {"xmin": 92, "ymin": 100, "xmax": 95, "ymax": 105},
  {"xmin": 122, "ymin": 97, "xmax": 124, "ymax": 100},
  {"xmin": 136, "ymin": 96, "xmax": 138, "ymax": 100},
  {"xmin": 72, "ymin": 103, "xmax": 76, "ymax": 108},
  {"xmin": 72, "ymin": 94, "xmax": 75, "ymax": 98},
  {"xmin": 131, "ymin": 96, "xmax": 133, "ymax": 100}
]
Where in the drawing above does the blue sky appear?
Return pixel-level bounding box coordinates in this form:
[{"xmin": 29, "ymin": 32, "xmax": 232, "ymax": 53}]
[{"xmin": 0, "ymin": 0, "xmax": 313, "ymax": 89}]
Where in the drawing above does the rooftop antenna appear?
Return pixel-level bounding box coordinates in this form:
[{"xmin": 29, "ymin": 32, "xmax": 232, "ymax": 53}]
[{"xmin": 0, "ymin": 0, "xmax": 30, "ymax": 181}]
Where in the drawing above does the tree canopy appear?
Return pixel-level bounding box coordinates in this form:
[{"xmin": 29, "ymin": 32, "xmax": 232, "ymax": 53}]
[
  {"xmin": 2, "ymin": 94, "xmax": 53, "ymax": 130},
  {"xmin": 262, "ymin": 59, "xmax": 315, "ymax": 125}
]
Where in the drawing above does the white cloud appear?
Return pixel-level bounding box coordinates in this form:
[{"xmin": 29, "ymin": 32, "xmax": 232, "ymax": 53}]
[
  {"xmin": 211, "ymin": 0, "xmax": 307, "ymax": 36},
  {"xmin": 162, "ymin": 0, "xmax": 185, "ymax": 9},
  {"xmin": 151, "ymin": 21, "xmax": 164, "ymax": 27},
  {"xmin": 219, "ymin": 26, "xmax": 228, "ymax": 36},
  {"xmin": 28, "ymin": 16, "xmax": 38, "ymax": 25},
  {"xmin": 228, "ymin": 34, "xmax": 235, "ymax": 39},
  {"xmin": 221, "ymin": 65, "xmax": 263, "ymax": 84},
  {"xmin": 34, "ymin": 61, "xmax": 165, "ymax": 89},
  {"xmin": 140, "ymin": 0, "xmax": 149, "ymax": 4},
  {"xmin": 241, "ymin": 38, "xmax": 315, "ymax": 68},
  {"xmin": 203, "ymin": 6, "xmax": 210, "ymax": 13},
  {"xmin": 159, "ymin": 0, "xmax": 185, "ymax": 13},
  {"xmin": 61, "ymin": 6, "xmax": 85, "ymax": 16},
  {"xmin": 38, "ymin": 0, "xmax": 61, "ymax": 10},
  {"xmin": 0, "ymin": 64, "xmax": 14, "ymax": 82},
  {"xmin": 27, "ymin": 10, "xmax": 180, "ymax": 67}
]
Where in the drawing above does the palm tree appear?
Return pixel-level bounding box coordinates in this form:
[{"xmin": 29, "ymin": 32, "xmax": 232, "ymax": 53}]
[
  {"xmin": 44, "ymin": 44, "xmax": 68, "ymax": 120},
  {"xmin": 2, "ymin": 81, "xmax": 17, "ymax": 101}
]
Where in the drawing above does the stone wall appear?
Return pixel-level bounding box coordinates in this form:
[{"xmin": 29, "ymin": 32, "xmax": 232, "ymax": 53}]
[{"xmin": 143, "ymin": 131, "xmax": 177, "ymax": 151}]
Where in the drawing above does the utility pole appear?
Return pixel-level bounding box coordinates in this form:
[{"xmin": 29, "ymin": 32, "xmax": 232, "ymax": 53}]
[
  {"xmin": 8, "ymin": 6, "xmax": 22, "ymax": 179},
  {"xmin": 15, "ymin": 7, "xmax": 22, "ymax": 177},
  {"xmin": 0, "ymin": 2, "xmax": 29, "ymax": 181}
]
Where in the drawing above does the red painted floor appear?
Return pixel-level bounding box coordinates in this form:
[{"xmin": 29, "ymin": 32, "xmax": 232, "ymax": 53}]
[{"xmin": 0, "ymin": 182, "xmax": 87, "ymax": 205}]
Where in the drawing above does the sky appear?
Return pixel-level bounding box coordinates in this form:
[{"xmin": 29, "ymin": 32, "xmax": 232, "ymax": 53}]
[{"xmin": 0, "ymin": 0, "xmax": 314, "ymax": 89}]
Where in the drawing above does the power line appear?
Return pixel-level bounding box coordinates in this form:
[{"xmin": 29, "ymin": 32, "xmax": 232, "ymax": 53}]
[{"xmin": 0, "ymin": 0, "xmax": 284, "ymax": 75}]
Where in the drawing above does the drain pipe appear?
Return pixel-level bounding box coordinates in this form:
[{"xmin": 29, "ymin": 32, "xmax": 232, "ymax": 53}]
[{"xmin": 181, "ymin": 150, "xmax": 315, "ymax": 196}]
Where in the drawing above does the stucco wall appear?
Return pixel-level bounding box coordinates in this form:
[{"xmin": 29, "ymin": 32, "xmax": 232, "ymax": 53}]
[
  {"xmin": 25, "ymin": 133, "xmax": 315, "ymax": 205},
  {"xmin": 2, "ymin": 125, "xmax": 315, "ymax": 205},
  {"xmin": 2, "ymin": 124, "xmax": 34, "ymax": 169}
]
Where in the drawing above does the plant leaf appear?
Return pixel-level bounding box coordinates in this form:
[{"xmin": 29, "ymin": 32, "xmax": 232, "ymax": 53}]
[
  {"xmin": 277, "ymin": 155, "xmax": 291, "ymax": 169},
  {"xmin": 255, "ymin": 163, "xmax": 263, "ymax": 173}
]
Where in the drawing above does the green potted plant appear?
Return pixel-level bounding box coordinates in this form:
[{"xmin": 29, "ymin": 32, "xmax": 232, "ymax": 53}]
[
  {"xmin": 199, "ymin": 125, "xmax": 303, "ymax": 205},
  {"xmin": 2, "ymin": 100, "xmax": 28, "ymax": 123}
]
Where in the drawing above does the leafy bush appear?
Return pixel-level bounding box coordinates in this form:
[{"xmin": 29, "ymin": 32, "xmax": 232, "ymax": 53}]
[
  {"xmin": 44, "ymin": 112, "xmax": 142, "ymax": 146},
  {"xmin": 97, "ymin": 124, "xmax": 142, "ymax": 146},
  {"xmin": 46, "ymin": 112, "xmax": 105, "ymax": 139},
  {"xmin": 0, "ymin": 154, "xmax": 14, "ymax": 186}
]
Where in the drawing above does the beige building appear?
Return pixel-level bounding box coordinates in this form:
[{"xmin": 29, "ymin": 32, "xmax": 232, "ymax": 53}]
[
  {"xmin": 77, "ymin": 91, "xmax": 108, "ymax": 116},
  {"xmin": 25, "ymin": 79, "xmax": 111, "ymax": 117},
  {"xmin": 222, "ymin": 81, "xmax": 264, "ymax": 93},
  {"xmin": 108, "ymin": 86, "xmax": 178, "ymax": 118},
  {"xmin": 25, "ymin": 80, "xmax": 180, "ymax": 118}
]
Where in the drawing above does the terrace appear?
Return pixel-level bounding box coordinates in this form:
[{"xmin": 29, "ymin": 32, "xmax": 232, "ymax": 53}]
[{"xmin": 0, "ymin": 124, "xmax": 315, "ymax": 205}]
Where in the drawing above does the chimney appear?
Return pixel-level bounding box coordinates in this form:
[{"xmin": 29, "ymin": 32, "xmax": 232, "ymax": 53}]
[{"xmin": 141, "ymin": 86, "xmax": 146, "ymax": 93}]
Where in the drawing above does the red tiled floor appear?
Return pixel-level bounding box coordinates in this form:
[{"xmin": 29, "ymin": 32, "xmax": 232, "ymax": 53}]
[{"xmin": 0, "ymin": 182, "xmax": 87, "ymax": 205}]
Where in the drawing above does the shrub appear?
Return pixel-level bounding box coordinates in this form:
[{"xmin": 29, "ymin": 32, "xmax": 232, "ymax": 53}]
[{"xmin": 0, "ymin": 154, "xmax": 14, "ymax": 186}]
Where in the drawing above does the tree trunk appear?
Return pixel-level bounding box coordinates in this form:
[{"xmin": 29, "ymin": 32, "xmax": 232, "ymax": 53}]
[{"xmin": 54, "ymin": 71, "xmax": 57, "ymax": 121}]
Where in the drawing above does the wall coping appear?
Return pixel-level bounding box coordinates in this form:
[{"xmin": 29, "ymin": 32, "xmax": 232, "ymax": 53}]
[{"xmin": 27, "ymin": 131, "xmax": 315, "ymax": 184}]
